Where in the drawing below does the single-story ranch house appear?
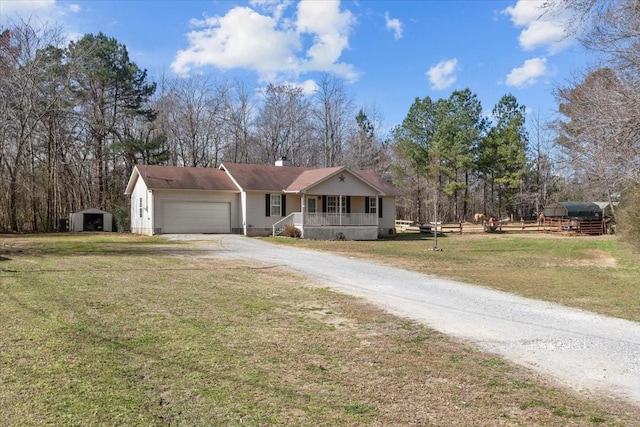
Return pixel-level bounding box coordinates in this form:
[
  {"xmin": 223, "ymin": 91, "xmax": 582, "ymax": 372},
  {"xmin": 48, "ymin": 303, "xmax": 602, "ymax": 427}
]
[{"xmin": 124, "ymin": 159, "xmax": 399, "ymax": 240}]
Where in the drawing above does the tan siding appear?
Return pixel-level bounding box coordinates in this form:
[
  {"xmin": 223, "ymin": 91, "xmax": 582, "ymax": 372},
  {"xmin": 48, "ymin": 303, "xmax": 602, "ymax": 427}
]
[
  {"xmin": 380, "ymin": 196, "xmax": 396, "ymax": 229},
  {"xmin": 307, "ymin": 171, "xmax": 379, "ymax": 196}
]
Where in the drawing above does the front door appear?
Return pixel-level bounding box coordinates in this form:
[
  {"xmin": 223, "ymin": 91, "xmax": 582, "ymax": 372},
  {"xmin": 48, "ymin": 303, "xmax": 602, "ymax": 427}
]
[{"xmin": 307, "ymin": 197, "xmax": 317, "ymax": 213}]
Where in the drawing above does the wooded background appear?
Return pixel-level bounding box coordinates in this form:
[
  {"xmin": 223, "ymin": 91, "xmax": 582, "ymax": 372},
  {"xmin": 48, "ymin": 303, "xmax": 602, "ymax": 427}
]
[{"xmin": 1, "ymin": 0, "xmax": 638, "ymax": 244}]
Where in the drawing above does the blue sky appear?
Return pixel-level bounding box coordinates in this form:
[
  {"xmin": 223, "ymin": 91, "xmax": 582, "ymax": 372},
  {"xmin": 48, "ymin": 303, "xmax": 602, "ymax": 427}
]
[{"xmin": 2, "ymin": 0, "xmax": 592, "ymax": 133}]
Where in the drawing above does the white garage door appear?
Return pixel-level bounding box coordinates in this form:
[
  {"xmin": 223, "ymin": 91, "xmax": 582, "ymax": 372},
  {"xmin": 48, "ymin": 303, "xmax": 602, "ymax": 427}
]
[{"xmin": 161, "ymin": 202, "xmax": 231, "ymax": 233}]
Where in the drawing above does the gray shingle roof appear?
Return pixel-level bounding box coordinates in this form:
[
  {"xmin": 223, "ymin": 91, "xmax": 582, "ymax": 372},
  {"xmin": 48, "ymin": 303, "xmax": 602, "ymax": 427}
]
[
  {"xmin": 134, "ymin": 165, "xmax": 237, "ymax": 191},
  {"xmin": 220, "ymin": 163, "xmax": 315, "ymax": 191},
  {"xmin": 127, "ymin": 163, "xmax": 398, "ymax": 196}
]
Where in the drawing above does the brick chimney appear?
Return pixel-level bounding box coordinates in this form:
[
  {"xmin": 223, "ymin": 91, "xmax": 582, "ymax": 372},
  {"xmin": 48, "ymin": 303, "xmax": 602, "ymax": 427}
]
[{"xmin": 275, "ymin": 156, "xmax": 292, "ymax": 167}]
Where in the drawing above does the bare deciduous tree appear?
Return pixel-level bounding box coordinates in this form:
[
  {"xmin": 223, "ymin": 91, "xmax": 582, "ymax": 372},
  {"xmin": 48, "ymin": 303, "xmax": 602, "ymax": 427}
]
[
  {"xmin": 313, "ymin": 75, "xmax": 354, "ymax": 167},
  {"xmin": 545, "ymin": 0, "xmax": 640, "ymax": 74},
  {"xmin": 255, "ymin": 83, "xmax": 312, "ymax": 166},
  {"xmin": 546, "ymin": 0, "xmax": 640, "ymax": 210},
  {"xmin": 526, "ymin": 110, "xmax": 559, "ymax": 216},
  {"xmin": 0, "ymin": 20, "xmax": 66, "ymax": 231},
  {"xmin": 158, "ymin": 75, "xmax": 229, "ymax": 168},
  {"xmin": 555, "ymin": 68, "xmax": 638, "ymax": 206},
  {"xmin": 223, "ymin": 79, "xmax": 256, "ymax": 164}
]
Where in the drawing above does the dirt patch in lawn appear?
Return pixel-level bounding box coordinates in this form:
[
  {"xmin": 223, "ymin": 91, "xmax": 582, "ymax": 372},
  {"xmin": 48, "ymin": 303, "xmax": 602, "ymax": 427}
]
[
  {"xmin": 542, "ymin": 250, "xmax": 618, "ymax": 268},
  {"xmin": 582, "ymin": 249, "xmax": 617, "ymax": 267}
]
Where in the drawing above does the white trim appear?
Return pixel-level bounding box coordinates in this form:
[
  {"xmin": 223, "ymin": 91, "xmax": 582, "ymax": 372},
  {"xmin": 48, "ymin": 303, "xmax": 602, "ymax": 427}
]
[{"xmin": 241, "ymin": 192, "xmax": 248, "ymax": 235}]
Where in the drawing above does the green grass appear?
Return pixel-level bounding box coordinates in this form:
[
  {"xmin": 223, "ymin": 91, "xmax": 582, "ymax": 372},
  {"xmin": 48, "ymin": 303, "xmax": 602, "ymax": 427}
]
[
  {"xmin": 1, "ymin": 233, "xmax": 638, "ymax": 426},
  {"xmin": 270, "ymin": 232, "xmax": 640, "ymax": 322}
]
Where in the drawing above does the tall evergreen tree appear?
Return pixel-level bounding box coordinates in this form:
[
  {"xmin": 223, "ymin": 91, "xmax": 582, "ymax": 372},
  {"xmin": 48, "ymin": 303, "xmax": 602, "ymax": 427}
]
[
  {"xmin": 66, "ymin": 32, "xmax": 156, "ymax": 208},
  {"xmin": 391, "ymin": 96, "xmax": 442, "ymax": 222},
  {"xmin": 435, "ymin": 89, "xmax": 486, "ymax": 221},
  {"xmin": 477, "ymin": 94, "xmax": 528, "ymax": 217}
]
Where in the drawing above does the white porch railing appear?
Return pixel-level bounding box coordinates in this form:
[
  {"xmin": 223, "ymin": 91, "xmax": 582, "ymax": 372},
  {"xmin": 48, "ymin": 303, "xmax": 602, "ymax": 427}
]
[
  {"xmin": 303, "ymin": 213, "xmax": 378, "ymax": 226},
  {"xmin": 272, "ymin": 213, "xmax": 298, "ymax": 236},
  {"xmin": 272, "ymin": 212, "xmax": 378, "ymax": 236}
]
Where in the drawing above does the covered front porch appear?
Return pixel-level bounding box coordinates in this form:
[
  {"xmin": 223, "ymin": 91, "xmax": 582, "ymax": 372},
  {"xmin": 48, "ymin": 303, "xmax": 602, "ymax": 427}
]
[
  {"xmin": 271, "ymin": 192, "xmax": 384, "ymax": 240},
  {"xmin": 272, "ymin": 211, "xmax": 380, "ymax": 240}
]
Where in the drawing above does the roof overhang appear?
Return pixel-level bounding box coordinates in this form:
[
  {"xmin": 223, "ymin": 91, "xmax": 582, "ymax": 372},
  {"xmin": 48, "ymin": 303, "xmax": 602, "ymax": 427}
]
[
  {"xmin": 124, "ymin": 165, "xmax": 141, "ymax": 195},
  {"xmin": 285, "ymin": 166, "xmax": 386, "ymax": 195}
]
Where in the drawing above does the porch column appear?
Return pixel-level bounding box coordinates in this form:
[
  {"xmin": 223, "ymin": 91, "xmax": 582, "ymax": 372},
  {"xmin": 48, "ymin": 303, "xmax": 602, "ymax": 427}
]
[
  {"xmin": 376, "ymin": 196, "xmax": 379, "ymax": 226},
  {"xmin": 148, "ymin": 190, "xmax": 154, "ymax": 233},
  {"xmin": 241, "ymin": 192, "xmax": 248, "ymax": 236},
  {"xmin": 339, "ymin": 195, "xmax": 343, "ymax": 226},
  {"xmin": 301, "ymin": 192, "xmax": 305, "ymax": 238}
]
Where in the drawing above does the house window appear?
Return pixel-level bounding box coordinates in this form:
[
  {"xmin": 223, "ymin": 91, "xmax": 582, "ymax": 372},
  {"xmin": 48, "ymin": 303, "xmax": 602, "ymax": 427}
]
[
  {"xmin": 366, "ymin": 196, "xmax": 383, "ymax": 218},
  {"xmin": 368, "ymin": 197, "xmax": 377, "ymax": 215},
  {"xmin": 270, "ymin": 194, "xmax": 281, "ymax": 216},
  {"xmin": 265, "ymin": 194, "xmax": 286, "ymax": 217},
  {"xmin": 139, "ymin": 197, "xmax": 143, "ymax": 218},
  {"xmin": 327, "ymin": 196, "xmax": 346, "ymax": 214}
]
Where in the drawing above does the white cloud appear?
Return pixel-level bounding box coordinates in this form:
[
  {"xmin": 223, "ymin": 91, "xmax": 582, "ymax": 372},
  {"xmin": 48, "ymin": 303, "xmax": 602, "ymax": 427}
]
[
  {"xmin": 173, "ymin": 7, "xmax": 300, "ymax": 79},
  {"xmin": 1, "ymin": 0, "xmax": 79, "ymax": 20},
  {"xmin": 0, "ymin": 0, "xmax": 81, "ymax": 43},
  {"xmin": 384, "ymin": 12, "xmax": 402, "ymax": 40},
  {"xmin": 296, "ymin": 0, "xmax": 356, "ymax": 76},
  {"xmin": 505, "ymin": 57, "xmax": 547, "ymax": 87},
  {"xmin": 172, "ymin": 0, "xmax": 358, "ymax": 82},
  {"xmin": 1, "ymin": 0, "xmax": 56, "ymax": 25},
  {"xmin": 1, "ymin": 0, "xmax": 56, "ymax": 14},
  {"xmin": 503, "ymin": 0, "xmax": 573, "ymax": 54},
  {"xmin": 427, "ymin": 58, "xmax": 458, "ymax": 90}
]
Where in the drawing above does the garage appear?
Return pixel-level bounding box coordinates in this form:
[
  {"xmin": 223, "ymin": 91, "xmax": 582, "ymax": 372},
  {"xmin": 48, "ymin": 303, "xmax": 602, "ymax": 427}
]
[{"xmin": 161, "ymin": 202, "xmax": 231, "ymax": 234}]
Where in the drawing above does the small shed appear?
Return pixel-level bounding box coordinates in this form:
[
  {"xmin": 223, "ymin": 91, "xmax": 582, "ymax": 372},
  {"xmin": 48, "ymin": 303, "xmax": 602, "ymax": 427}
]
[
  {"xmin": 69, "ymin": 208, "xmax": 113, "ymax": 232},
  {"xmin": 593, "ymin": 201, "xmax": 618, "ymax": 218},
  {"xmin": 542, "ymin": 202, "xmax": 604, "ymax": 235},
  {"xmin": 543, "ymin": 202, "xmax": 602, "ymax": 218}
]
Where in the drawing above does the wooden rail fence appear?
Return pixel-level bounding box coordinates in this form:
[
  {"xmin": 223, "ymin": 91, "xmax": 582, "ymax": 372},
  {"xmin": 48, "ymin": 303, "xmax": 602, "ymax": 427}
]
[
  {"xmin": 542, "ymin": 217, "xmax": 604, "ymax": 235},
  {"xmin": 395, "ymin": 220, "xmax": 545, "ymax": 234}
]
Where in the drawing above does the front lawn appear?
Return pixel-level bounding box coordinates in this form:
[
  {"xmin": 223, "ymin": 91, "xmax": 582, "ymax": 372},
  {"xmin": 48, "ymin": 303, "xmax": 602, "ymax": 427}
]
[{"xmin": 1, "ymin": 234, "xmax": 638, "ymax": 426}]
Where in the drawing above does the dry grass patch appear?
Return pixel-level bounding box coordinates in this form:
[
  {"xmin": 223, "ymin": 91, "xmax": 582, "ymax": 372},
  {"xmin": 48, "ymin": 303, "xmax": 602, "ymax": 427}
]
[{"xmin": 1, "ymin": 234, "xmax": 638, "ymax": 426}]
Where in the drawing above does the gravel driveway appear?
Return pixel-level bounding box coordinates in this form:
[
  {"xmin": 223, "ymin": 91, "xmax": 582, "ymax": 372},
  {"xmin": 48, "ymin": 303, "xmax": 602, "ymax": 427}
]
[{"xmin": 166, "ymin": 234, "xmax": 640, "ymax": 404}]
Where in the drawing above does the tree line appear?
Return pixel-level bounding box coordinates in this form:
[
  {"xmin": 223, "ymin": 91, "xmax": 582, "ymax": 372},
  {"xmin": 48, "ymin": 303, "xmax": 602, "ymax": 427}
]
[
  {"xmin": 0, "ymin": 21, "xmax": 545, "ymax": 233},
  {"xmin": 2, "ymin": 0, "xmax": 638, "ymax": 240},
  {"xmin": 0, "ymin": 22, "xmax": 387, "ymax": 232},
  {"xmin": 389, "ymin": 90, "xmax": 540, "ymax": 224},
  {"xmin": 391, "ymin": 0, "xmax": 640, "ymax": 229}
]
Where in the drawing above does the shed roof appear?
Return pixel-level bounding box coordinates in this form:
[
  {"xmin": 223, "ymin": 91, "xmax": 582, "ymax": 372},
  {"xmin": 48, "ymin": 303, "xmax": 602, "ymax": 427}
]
[
  {"xmin": 71, "ymin": 208, "xmax": 111, "ymax": 215},
  {"xmin": 544, "ymin": 202, "xmax": 602, "ymax": 218},
  {"xmin": 593, "ymin": 202, "xmax": 618, "ymax": 215}
]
